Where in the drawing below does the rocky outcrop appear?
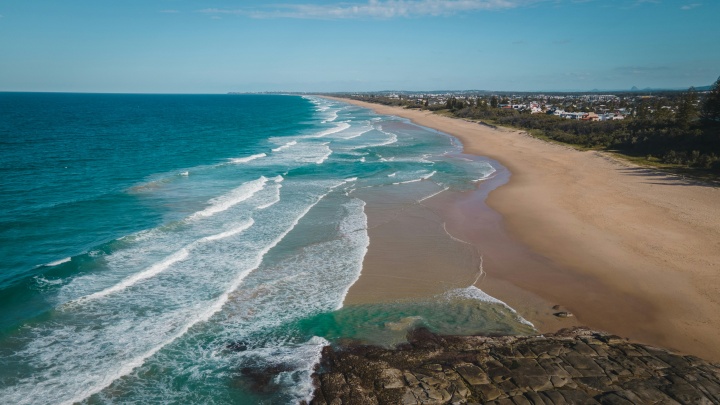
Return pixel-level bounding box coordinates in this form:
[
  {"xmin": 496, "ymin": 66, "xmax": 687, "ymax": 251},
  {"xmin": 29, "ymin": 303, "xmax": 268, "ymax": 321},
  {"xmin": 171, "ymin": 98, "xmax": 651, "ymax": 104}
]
[{"xmin": 307, "ymin": 328, "xmax": 720, "ymax": 404}]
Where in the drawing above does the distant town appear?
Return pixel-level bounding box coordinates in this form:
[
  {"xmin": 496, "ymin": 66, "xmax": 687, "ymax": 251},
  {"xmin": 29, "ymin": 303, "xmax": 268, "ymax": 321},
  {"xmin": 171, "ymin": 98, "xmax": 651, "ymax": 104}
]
[
  {"xmin": 323, "ymin": 81, "xmax": 720, "ymax": 176},
  {"xmin": 337, "ymin": 88, "xmax": 714, "ymax": 122},
  {"xmin": 233, "ymin": 87, "xmax": 714, "ymax": 124}
]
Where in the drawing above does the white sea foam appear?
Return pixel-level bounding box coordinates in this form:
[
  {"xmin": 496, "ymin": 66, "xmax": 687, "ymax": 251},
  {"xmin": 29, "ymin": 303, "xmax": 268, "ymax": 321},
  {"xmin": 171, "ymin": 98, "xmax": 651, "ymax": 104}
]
[
  {"xmin": 81, "ymin": 248, "xmax": 190, "ymax": 300},
  {"xmin": 179, "ymin": 171, "xmax": 189, "ymax": 177},
  {"xmin": 343, "ymin": 128, "xmax": 372, "ymax": 140},
  {"xmin": 331, "ymin": 126, "xmax": 372, "ymax": 140},
  {"xmin": 15, "ymin": 172, "xmax": 389, "ymax": 404},
  {"xmin": 270, "ymin": 139, "xmax": 335, "ymax": 166},
  {"xmin": 16, "ymin": 190, "xmax": 337, "ymax": 405},
  {"xmin": 390, "ymin": 154, "xmax": 434, "ymax": 164},
  {"xmin": 321, "ymin": 110, "xmax": 338, "ymax": 123},
  {"xmin": 393, "ymin": 178, "xmax": 422, "ymax": 185},
  {"xmin": 444, "ymin": 285, "xmax": 505, "ymax": 305},
  {"xmin": 472, "ymin": 165, "xmax": 498, "ymax": 182},
  {"xmin": 349, "ymin": 130, "xmax": 397, "ymax": 150},
  {"xmin": 57, "ymin": 299, "xmax": 226, "ymax": 405},
  {"xmin": 229, "ymin": 153, "xmax": 267, "ymax": 164},
  {"xmin": 198, "ymin": 220, "xmax": 255, "ymax": 242},
  {"xmin": 445, "ymin": 286, "xmax": 535, "ymax": 328},
  {"xmin": 418, "ymin": 186, "xmax": 449, "ymax": 202},
  {"xmin": 333, "ymin": 198, "xmax": 369, "ymax": 309},
  {"xmin": 34, "ymin": 276, "xmax": 64, "ymax": 287},
  {"xmin": 72, "ymin": 219, "xmax": 255, "ymax": 303},
  {"xmin": 272, "ymin": 140, "xmax": 297, "ymax": 152},
  {"xmin": 238, "ymin": 336, "xmax": 331, "ymax": 404},
  {"xmin": 45, "ymin": 257, "xmax": 71, "ymax": 267},
  {"xmin": 305, "ymin": 122, "xmax": 350, "ymax": 138},
  {"xmin": 289, "ymin": 337, "xmax": 331, "ymax": 403},
  {"xmin": 202, "ymin": 183, "xmax": 349, "ymax": 320},
  {"xmin": 257, "ymin": 183, "xmax": 282, "ymax": 210},
  {"xmin": 247, "ymin": 193, "xmax": 367, "ymax": 317},
  {"xmin": 392, "ymin": 171, "xmax": 436, "ymax": 185},
  {"xmin": 450, "ymin": 155, "xmax": 474, "ymax": 162},
  {"xmin": 442, "ymin": 222, "xmax": 473, "ymax": 246},
  {"xmin": 196, "ymin": 195, "xmax": 369, "ymax": 402},
  {"xmin": 190, "ymin": 177, "xmax": 268, "ymax": 219},
  {"xmin": 376, "ymin": 130, "xmax": 398, "ymax": 147},
  {"xmin": 58, "ymin": 242, "xmax": 267, "ymax": 405},
  {"xmin": 314, "ymin": 144, "xmax": 333, "ymax": 164}
]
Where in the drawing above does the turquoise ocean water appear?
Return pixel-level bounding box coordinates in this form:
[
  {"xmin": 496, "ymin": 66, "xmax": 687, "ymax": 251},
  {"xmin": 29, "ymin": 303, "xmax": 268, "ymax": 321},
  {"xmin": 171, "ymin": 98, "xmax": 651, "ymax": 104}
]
[{"xmin": 0, "ymin": 93, "xmax": 532, "ymax": 404}]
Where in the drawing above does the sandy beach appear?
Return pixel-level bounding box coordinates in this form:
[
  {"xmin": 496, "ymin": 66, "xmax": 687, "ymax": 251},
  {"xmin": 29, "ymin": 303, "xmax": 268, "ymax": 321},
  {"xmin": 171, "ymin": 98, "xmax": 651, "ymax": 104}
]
[{"xmin": 328, "ymin": 97, "xmax": 720, "ymax": 362}]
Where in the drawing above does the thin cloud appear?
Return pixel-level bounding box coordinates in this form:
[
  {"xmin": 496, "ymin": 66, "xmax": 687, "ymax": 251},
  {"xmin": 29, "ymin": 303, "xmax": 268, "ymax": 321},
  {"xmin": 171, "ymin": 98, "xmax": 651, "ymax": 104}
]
[
  {"xmin": 160, "ymin": 9, "xmax": 180, "ymax": 14},
  {"xmin": 199, "ymin": 0, "xmax": 537, "ymax": 20},
  {"xmin": 681, "ymin": 3, "xmax": 701, "ymax": 10}
]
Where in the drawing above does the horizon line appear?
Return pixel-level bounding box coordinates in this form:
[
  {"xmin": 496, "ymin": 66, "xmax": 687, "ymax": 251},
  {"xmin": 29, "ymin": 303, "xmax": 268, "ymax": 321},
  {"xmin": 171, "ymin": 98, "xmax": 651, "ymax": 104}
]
[{"xmin": 1, "ymin": 86, "xmax": 710, "ymax": 96}]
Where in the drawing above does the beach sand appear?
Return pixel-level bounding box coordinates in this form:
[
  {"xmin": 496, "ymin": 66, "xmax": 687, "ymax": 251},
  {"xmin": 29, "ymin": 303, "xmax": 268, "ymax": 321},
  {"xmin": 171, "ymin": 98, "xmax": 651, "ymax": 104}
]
[{"xmin": 329, "ymin": 97, "xmax": 720, "ymax": 362}]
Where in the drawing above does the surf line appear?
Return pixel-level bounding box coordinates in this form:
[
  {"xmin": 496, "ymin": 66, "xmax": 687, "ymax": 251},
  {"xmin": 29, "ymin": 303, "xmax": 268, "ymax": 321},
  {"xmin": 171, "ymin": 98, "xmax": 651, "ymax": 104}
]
[
  {"xmin": 60, "ymin": 179, "xmax": 354, "ymax": 405},
  {"xmin": 190, "ymin": 176, "xmax": 268, "ymax": 220},
  {"xmin": 65, "ymin": 219, "xmax": 255, "ymax": 305}
]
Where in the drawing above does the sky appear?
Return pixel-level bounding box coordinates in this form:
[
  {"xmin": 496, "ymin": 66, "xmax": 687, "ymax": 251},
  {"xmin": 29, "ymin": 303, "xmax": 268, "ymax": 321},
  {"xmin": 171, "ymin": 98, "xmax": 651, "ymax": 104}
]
[{"xmin": 0, "ymin": 0, "xmax": 718, "ymax": 93}]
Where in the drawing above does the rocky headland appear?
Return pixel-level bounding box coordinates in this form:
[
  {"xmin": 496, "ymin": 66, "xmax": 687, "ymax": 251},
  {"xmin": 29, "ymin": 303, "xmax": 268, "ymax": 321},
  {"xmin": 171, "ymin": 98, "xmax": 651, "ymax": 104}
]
[{"xmin": 306, "ymin": 328, "xmax": 720, "ymax": 404}]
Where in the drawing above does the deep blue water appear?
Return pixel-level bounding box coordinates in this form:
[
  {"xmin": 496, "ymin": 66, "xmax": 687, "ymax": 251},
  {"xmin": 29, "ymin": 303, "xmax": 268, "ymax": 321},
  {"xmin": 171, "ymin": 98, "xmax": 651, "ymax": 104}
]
[{"xmin": 0, "ymin": 93, "xmax": 531, "ymax": 404}]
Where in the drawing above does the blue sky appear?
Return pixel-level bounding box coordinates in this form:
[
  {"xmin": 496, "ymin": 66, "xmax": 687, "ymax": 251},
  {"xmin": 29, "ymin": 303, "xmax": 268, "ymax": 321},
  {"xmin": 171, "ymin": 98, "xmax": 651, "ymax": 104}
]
[{"xmin": 0, "ymin": 0, "xmax": 718, "ymax": 93}]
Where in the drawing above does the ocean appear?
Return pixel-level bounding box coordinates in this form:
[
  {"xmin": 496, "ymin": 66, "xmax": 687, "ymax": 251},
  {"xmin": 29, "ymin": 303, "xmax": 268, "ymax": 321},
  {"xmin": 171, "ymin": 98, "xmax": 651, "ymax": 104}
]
[{"xmin": 0, "ymin": 93, "xmax": 533, "ymax": 404}]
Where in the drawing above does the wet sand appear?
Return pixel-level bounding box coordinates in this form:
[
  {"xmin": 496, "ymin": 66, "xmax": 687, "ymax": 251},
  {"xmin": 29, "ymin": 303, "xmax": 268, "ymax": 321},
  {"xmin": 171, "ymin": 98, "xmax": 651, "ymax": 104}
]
[
  {"xmin": 329, "ymin": 97, "xmax": 720, "ymax": 362},
  {"xmin": 345, "ymin": 188, "xmax": 482, "ymax": 303}
]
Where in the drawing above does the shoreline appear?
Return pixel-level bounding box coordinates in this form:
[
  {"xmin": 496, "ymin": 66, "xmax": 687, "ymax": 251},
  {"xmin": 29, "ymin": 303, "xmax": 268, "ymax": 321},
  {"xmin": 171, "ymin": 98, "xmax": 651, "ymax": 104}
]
[{"xmin": 325, "ymin": 96, "xmax": 720, "ymax": 362}]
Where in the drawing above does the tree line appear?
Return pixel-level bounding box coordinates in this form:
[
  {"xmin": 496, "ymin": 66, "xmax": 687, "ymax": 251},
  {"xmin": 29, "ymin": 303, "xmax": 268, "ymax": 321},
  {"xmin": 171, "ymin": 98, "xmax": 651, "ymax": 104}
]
[{"xmin": 347, "ymin": 76, "xmax": 720, "ymax": 174}]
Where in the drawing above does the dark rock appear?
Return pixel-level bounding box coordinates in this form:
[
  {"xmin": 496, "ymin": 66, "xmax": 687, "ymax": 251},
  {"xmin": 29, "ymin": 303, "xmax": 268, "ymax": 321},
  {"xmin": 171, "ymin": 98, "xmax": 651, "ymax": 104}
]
[
  {"xmin": 553, "ymin": 311, "xmax": 573, "ymax": 318},
  {"xmin": 454, "ymin": 363, "xmax": 490, "ymax": 386},
  {"xmin": 522, "ymin": 390, "xmax": 550, "ymax": 405},
  {"xmin": 238, "ymin": 363, "xmax": 294, "ymax": 394},
  {"xmin": 308, "ymin": 327, "xmax": 720, "ymax": 404},
  {"xmin": 477, "ymin": 384, "xmax": 503, "ymax": 401}
]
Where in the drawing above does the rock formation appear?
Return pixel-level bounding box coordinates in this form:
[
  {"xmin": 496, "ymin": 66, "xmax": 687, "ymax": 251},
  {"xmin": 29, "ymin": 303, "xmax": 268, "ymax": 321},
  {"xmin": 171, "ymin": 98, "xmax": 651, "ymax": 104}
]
[{"xmin": 307, "ymin": 327, "xmax": 720, "ymax": 404}]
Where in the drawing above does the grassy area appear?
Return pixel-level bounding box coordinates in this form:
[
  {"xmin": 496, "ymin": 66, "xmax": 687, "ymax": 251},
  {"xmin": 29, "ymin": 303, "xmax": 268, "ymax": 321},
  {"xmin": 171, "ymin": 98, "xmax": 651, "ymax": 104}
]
[{"xmin": 432, "ymin": 107, "xmax": 720, "ymax": 184}]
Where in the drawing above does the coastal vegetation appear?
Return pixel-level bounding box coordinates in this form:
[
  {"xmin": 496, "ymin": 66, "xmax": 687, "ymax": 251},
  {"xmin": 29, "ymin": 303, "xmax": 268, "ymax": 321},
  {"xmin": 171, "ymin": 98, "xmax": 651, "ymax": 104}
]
[{"xmin": 343, "ymin": 77, "xmax": 720, "ymax": 176}]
